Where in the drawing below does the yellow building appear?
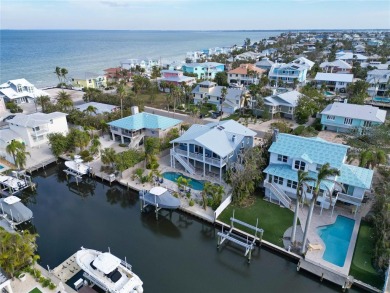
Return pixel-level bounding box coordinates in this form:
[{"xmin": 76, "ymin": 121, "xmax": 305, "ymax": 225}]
[{"xmin": 71, "ymin": 72, "xmax": 107, "ymax": 89}]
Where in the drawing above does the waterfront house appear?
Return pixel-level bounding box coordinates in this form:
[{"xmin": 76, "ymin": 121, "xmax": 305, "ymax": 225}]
[
  {"xmin": 181, "ymin": 62, "xmax": 225, "ymax": 80},
  {"xmin": 75, "ymin": 102, "xmax": 119, "ymax": 115},
  {"xmin": 336, "ymin": 52, "xmax": 368, "ymax": 64},
  {"xmin": 120, "ymin": 58, "xmax": 161, "ymax": 72},
  {"xmin": 228, "ymin": 51, "xmax": 264, "ymax": 62},
  {"xmin": 268, "ymin": 63, "xmax": 308, "ymax": 85},
  {"xmin": 227, "ymin": 64, "xmax": 265, "ymax": 86},
  {"xmin": 192, "ymin": 81, "xmax": 245, "ymax": 114},
  {"xmin": 254, "ymin": 90, "xmax": 302, "ymax": 120},
  {"xmin": 255, "ymin": 57, "xmax": 275, "ymax": 71},
  {"xmin": 354, "ymin": 44, "xmax": 366, "ymax": 54},
  {"xmin": 319, "ymin": 60, "xmax": 352, "ymax": 74},
  {"xmin": 107, "ymin": 112, "xmax": 182, "ymax": 147},
  {"xmin": 314, "ymin": 73, "xmax": 354, "ymax": 93},
  {"xmin": 103, "ymin": 67, "xmax": 132, "ymax": 83},
  {"xmin": 157, "ymin": 70, "xmax": 196, "ymax": 90},
  {"xmin": 170, "ymin": 120, "xmax": 256, "ymax": 181},
  {"xmin": 320, "ymin": 102, "xmax": 386, "ymax": 133},
  {"xmin": 366, "ymin": 69, "xmax": 390, "ymax": 98},
  {"xmin": 186, "ymin": 51, "xmax": 206, "ymax": 63},
  {"xmin": 263, "ymin": 132, "xmax": 373, "ymax": 212},
  {"xmin": 70, "ymin": 72, "xmax": 107, "ymax": 89},
  {"xmin": 291, "ymin": 57, "xmax": 315, "ymax": 70},
  {"xmin": 0, "ymin": 79, "xmax": 48, "ymax": 104}
]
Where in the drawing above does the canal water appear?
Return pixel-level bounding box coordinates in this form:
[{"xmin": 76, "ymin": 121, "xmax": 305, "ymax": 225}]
[{"xmin": 20, "ymin": 163, "xmax": 364, "ymax": 293}]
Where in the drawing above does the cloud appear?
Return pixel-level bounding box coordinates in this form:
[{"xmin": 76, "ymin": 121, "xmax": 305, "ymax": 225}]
[{"xmin": 100, "ymin": 1, "xmax": 131, "ymax": 7}]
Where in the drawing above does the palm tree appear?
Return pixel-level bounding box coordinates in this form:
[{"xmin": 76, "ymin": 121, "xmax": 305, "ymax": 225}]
[
  {"xmin": 84, "ymin": 105, "xmax": 98, "ymax": 116},
  {"xmin": 101, "ymin": 147, "xmax": 116, "ymax": 168},
  {"xmin": 89, "ymin": 136, "xmax": 102, "ymax": 157},
  {"xmin": 56, "ymin": 91, "xmax": 73, "ymax": 111},
  {"xmin": 301, "ymin": 163, "xmax": 340, "ymax": 254},
  {"xmin": 6, "ymin": 140, "xmax": 30, "ymax": 169},
  {"xmin": 35, "ymin": 95, "xmax": 51, "ymax": 113},
  {"xmin": 219, "ymin": 86, "xmax": 227, "ymax": 120},
  {"xmin": 291, "ymin": 170, "xmax": 315, "ymax": 246},
  {"xmin": 60, "ymin": 67, "xmax": 68, "ymax": 84},
  {"xmin": 54, "ymin": 66, "xmax": 62, "ymax": 83},
  {"xmin": 116, "ymin": 84, "xmax": 126, "ymax": 118},
  {"xmin": 359, "ymin": 149, "xmax": 387, "ymax": 169}
]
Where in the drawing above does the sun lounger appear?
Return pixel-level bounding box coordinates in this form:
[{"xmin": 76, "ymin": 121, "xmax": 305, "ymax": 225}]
[{"xmin": 308, "ymin": 243, "xmax": 323, "ymax": 251}]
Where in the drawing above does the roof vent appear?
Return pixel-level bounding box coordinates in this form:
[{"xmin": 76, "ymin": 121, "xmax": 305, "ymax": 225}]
[{"xmin": 232, "ymin": 135, "xmax": 236, "ymax": 142}]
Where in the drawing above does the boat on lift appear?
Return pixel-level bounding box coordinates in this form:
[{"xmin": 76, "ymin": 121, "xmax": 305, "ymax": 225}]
[
  {"xmin": 0, "ymin": 196, "xmax": 33, "ymax": 225},
  {"xmin": 64, "ymin": 155, "xmax": 91, "ymax": 176},
  {"xmin": 139, "ymin": 186, "xmax": 181, "ymax": 209},
  {"xmin": 76, "ymin": 247, "xmax": 143, "ymax": 293}
]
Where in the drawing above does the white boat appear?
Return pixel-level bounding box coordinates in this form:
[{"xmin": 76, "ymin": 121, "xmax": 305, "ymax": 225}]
[
  {"xmin": 139, "ymin": 186, "xmax": 181, "ymax": 209},
  {"xmin": 0, "ymin": 196, "xmax": 33, "ymax": 225},
  {"xmin": 64, "ymin": 156, "xmax": 91, "ymax": 176},
  {"xmin": 0, "ymin": 174, "xmax": 28, "ymax": 194},
  {"xmin": 76, "ymin": 247, "xmax": 143, "ymax": 293}
]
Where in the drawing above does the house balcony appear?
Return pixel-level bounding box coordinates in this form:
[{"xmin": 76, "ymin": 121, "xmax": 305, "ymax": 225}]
[
  {"xmin": 336, "ymin": 192, "xmax": 362, "ymax": 206},
  {"xmin": 30, "ymin": 128, "xmax": 49, "ymax": 138},
  {"xmin": 172, "ymin": 147, "xmax": 227, "ymax": 167}
]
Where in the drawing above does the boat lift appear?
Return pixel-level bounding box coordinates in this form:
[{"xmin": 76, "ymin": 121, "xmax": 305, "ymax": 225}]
[
  {"xmin": 217, "ymin": 210, "xmax": 264, "ymax": 263},
  {"xmin": 0, "ymin": 170, "xmax": 35, "ymax": 196},
  {"xmin": 139, "ymin": 190, "xmax": 162, "ymax": 220}
]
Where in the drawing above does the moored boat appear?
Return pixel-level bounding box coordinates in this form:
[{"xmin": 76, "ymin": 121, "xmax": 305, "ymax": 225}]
[
  {"xmin": 0, "ymin": 196, "xmax": 33, "ymax": 225},
  {"xmin": 139, "ymin": 186, "xmax": 181, "ymax": 209}
]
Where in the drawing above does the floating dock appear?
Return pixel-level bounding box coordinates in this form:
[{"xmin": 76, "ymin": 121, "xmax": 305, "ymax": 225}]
[{"xmin": 51, "ymin": 253, "xmax": 81, "ymax": 282}]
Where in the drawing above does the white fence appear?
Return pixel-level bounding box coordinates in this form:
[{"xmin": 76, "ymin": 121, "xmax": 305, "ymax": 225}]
[{"xmin": 214, "ymin": 194, "xmax": 232, "ymax": 221}]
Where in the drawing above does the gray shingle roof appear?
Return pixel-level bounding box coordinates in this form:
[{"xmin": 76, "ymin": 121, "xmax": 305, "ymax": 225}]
[
  {"xmin": 321, "ymin": 102, "xmax": 386, "ymax": 123},
  {"xmin": 8, "ymin": 112, "xmax": 67, "ymax": 128}
]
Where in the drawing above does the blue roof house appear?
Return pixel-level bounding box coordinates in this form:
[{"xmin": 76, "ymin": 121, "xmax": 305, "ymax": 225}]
[
  {"xmin": 320, "ymin": 102, "xmax": 386, "ymax": 133},
  {"xmin": 108, "ymin": 112, "xmax": 182, "ymax": 147},
  {"xmin": 263, "ymin": 132, "xmax": 373, "ymax": 213},
  {"xmin": 268, "ymin": 63, "xmax": 308, "ymax": 85},
  {"xmin": 170, "ymin": 120, "xmax": 256, "ymax": 181},
  {"xmin": 182, "ymin": 62, "xmax": 225, "ymax": 80}
]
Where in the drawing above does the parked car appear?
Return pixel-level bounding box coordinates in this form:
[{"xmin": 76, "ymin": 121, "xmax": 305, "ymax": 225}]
[{"xmin": 212, "ymin": 111, "xmax": 222, "ymax": 119}]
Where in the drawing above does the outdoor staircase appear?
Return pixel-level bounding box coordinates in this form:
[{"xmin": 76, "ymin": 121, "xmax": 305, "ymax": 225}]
[
  {"xmin": 264, "ymin": 182, "xmax": 292, "ymax": 209},
  {"xmin": 170, "ymin": 149, "xmax": 195, "ymax": 175},
  {"xmin": 129, "ymin": 134, "xmax": 144, "ymax": 149}
]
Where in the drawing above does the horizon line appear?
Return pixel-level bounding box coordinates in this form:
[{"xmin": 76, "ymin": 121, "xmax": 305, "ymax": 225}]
[{"xmin": 1, "ymin": 28, "xmax": 390, "ymax": 31}]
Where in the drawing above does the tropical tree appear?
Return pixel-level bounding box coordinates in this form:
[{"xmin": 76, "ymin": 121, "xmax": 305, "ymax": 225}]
[
  {"xmin": 72, "ymin": 129, "xmax": 91, "ymax": 151},
  {"xmin": 6, "ymin": 140, "xmax": 30, "ymax": 169},
  {"xmin": 35, "ymin": 95, "xmax": 51, "ymax": 113},
  {"xmin": 56, "ymin": 91, "xmax": 73, "ymax": 112},
  {"xmin": 301, "ymin": 163, "xmax": 340, "ymax": 254},
  {"xmin": 84, "ymin": 105, "xmax": 97, "ymax": 116},
  {"xmin": 101, "ymin": 147, "xmax": 117, "ymax": 168},
  {"xmin": 359, "ymin": 149, "xmax": 387, "ymax": 169},
  {"xmin": 290, "ymin": 171, "xmax": 315, "ymax": 246},
  {"xmin": 219, "ymin": 86, "xmax": 227, "ymax": 120},
  {"xmin": 89, "ymin": 136, "xmax": 102, "ymax": 157},
  {"xmin": 60, "ymin": 67, "xmax": 68, "ymax": 83},
  {"xmin": 48, "ymin": 133, "xmax": 68, "ymax": 157},
  {"xmin": 116, "ymin": 84, "xmax": 127, "ymax": 118},
  {"xmin": 54, "ymin": 66, "xmax": 62, "ymax": 83},
  {"xmin": 214, "ymin": 72, "xmax": 228, "ymax": 86}
]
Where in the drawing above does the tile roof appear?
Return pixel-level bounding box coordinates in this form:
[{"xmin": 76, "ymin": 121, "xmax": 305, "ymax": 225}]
[
  {"xmin": 321, "ymin": 102, "xmax": 386, "ymax": 123},
  {"xmin": 108, "ymin": 112, "xmax": 182, "ymax": 131},
  {"xmin": 268, "ymin": 133, "xmax": 349, "ymax": 169},
  {"xmin": 171, "ymin": 120, "xmax": 256, "ymax": 157},
  {"xmin": 338, "ymin": 164, "xmax": 373, "ymax": 189}
]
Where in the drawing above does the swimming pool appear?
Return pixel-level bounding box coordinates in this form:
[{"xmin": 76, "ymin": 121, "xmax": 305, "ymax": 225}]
[
  {"xmin": 162, "ymin": 172, "xmax": 204, "ymax": 190},
  {"xmin": 373, "ymin": 96, "xmax": 390, "ymax": 103},
  {"xmin": 317, "ymin": 216, "xmax": 355, "ymax": 267}
]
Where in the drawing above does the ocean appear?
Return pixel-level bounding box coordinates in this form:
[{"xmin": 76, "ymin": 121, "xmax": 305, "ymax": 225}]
[{"xmin": 0, "ymin": 30, "xmax": 281, "ymax": 88}]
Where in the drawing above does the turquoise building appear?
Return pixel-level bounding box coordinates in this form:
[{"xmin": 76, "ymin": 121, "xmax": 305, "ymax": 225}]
[{"xmin": 182, "ymin": 62, "xmax": 225, "ymax": 80}]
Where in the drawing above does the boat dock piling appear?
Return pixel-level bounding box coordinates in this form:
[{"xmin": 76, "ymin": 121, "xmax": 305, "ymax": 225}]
[
  {"xmin": 51, "ymin": 253, "xmax": 81, "ymax": 282},
  {"xmin": 139, "ymin": 190, "xmax": 161, "ymax": 220},
  {"xmin": 217, "ymin": 210, "xmax": 264, "ymax": 263},
  {"xmin": 26, "ymin": 157, "xmax": 57, "ymax": 175},
  {"xmin": 0, "ymin": 170, "xmax": 36, "ymax": 196}
]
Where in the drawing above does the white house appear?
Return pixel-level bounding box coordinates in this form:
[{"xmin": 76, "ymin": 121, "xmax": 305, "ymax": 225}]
[
  {"xmin": 0, "ymin": 79, "xmax": 48, "ymax": 104},
  {"xmin": 263, "ymin": 132, "xmax": 373, "ymax": 212},
  {"xmin": 120, "ymin": 58, "xmax": 161, "ymax": 72},
  {"xmin": 227, "ymin": 64, "xmax": 265, "ymax": 86},
  {"xmin": 320, "ymin": 60, "xmax": 352, "ymax": 74},
  {"xmin": 366, "ymin": 69, "xmax": 390, "ymax": 98},
  {"xmin": 291, "ymin": 57, "xmax": 315, "ymax": 70},
  {"xmin": 75, "ymin": 102, "xmax": 119, "ymax": 115},
  {"xmin": 0, "ymin": 268, "xmax": 13, "ymax": 293},
  {"xmin": 314, "ymin": 73, "xmax": 354, "ymax": 93},
  {"xmin": 336, "ymin": 52, "xmax": 368, "ymax": 64}
]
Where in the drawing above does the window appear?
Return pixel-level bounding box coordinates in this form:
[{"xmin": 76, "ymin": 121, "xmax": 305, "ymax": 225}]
[
  {"xmin": 316, "ymin": 164, "xmax": 323, "ymax": 172},
  {"xmin": 287, "ymin": 180, "xmax": 297, "ymax": 189},
  {"xmin": 294, "ymin": 160, "xmax": 306, "ymax": 171},
  {"xmin": 277, "ymin": 154, "xmax": 288, "ymax": 162},
  {"xmin": 111, "ymin": 126, "xmax": 118, "ymax": 131},
  {"xmin": 344, "ymin": 118, "xmax": 353, "ymax": 125},
  {"xmin": 363, "ymin": 121, "xmax": 372, "ymax": 127},
  {"xmin": 306, "ymin": 186, "xmax": 313, "ymax": 193},
  {"xmin": 327, "ymin": 115, "xmax": 335, "ymax": 120},
  {"xmin": 273, "ymin": 176, "xmax": 284, "ymax": 185},
  {"xmin": 32, "ymin": 126, "xmax": 40, "ymax": 131}
]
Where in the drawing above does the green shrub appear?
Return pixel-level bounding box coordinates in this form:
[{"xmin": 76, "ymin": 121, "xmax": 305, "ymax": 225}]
[
  {"xmin": 42, "ymin": 278, "xmax": 51, "ymax": 287},
  {"xmin": 189, "ymin": 199, "xmax": 195, "ymax": 206},
  {"xmin": 119, "ymin": 143, "xmax": 128, "ymax": 147},
  {"xmin": 293, "ymin": 125, "xmax": 305, "ymax": 135},
  {"xmin": 207, "ymin": 197, "xmax": 213, "ymax": 207},
  {"xmin": 48, "ymin": 283, "xmax": 56, "ymax": 290}
]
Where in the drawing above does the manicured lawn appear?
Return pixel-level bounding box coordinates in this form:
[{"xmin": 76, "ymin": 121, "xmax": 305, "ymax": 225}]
[
  {"xmin": 28, "ymin": 288, "xmax": 43, "ymax": 293},
  {"xmin": 349, "ymin": 221, "xmax": 384, "ymax": 289},
  {"xmin": 217, "ymin": 193, "xmax": 295, "ymax": 247}
]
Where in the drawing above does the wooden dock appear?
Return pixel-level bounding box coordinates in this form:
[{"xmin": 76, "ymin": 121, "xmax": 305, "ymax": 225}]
[
  {"xmin": 297, "ymin": 259, "xmax": 354, "ymax": 291},
  {"xmin": 26, "ymin": 157, "xmax": 57, "ymax": 174},
  {"xmin": 52, "ymin": 253, "xmax": 81, "ymax": 282}
]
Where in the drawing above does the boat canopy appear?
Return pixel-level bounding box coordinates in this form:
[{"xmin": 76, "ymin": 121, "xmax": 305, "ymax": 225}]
[
  {"xmin": 4, "ymin": 196, "xmax": 21, "ymax": 204},
  {"xmin": 149, "ymin": 186, "xmax": 167, "ymax": 196},
  {"xmin": 93, "ymin": 252, "xmax": 121, "ymax": 274},
  {"xmin": 0, "ymin": 197, "xmax": 33, "ymax": 223}
]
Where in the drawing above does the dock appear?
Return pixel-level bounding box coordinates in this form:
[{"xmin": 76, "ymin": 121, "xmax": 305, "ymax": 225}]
[
  {"xmin": 51, "ymin": 253, "xmax": 81, "ymax": 282},
  {"xmin": 26, "ymin": 157, "xmax": 57, "ymax": 174}
]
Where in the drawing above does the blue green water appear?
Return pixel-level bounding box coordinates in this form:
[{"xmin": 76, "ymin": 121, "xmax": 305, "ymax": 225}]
[
  {"xmin": 373, "ymin": 96, "xmax": 390, "ymax": 103},
  {"xmin": 318, "ymin": 216, "xmax": 355, "ymax": 267},
  {"xmin": 0, "ymin": 30, "xmax": 279, "ymax": 88},
  {"xmin": 162, "ymin": 171, "xmax": 204, "ymax": 190}
]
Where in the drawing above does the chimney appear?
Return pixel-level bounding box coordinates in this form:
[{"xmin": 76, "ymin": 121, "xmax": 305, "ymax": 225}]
[
  {"xmin": 273, "ymin": 129, "xmax": 279, "ymax": 142},
  {"xmin": 343, "ymin": 98, "xmax": 348, "ymax": 104}
]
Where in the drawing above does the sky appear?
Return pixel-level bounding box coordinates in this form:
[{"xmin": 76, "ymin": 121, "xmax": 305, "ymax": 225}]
[{"xmin": 1, "ymin": 0, "xmax": 390, "ymax": 30}]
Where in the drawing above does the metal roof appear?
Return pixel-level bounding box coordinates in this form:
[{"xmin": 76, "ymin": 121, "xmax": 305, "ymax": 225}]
[
  {"xmin": 321, "ymin": 102, "xmax": 386, "ymax": 123},
  {"xmin": 171, "ymin": 120, "xmax": 256, "ymax": 157},
  {"xmin": 338, "ymin": 164, "xmax": 373, "ymax": 189},
  {"xmin": 76, "ymin": 102, "xmax": 119, "ymax": 115},
  {"xmin": 8, "ymin": 112, "xmax": 67, "ymax": 128},
  {"xmin": 264, "ymin": 90, "xmax": 302, "ymax": 107},
  {"xmin": 108, "ymin": 112, "xmax": 182, "ymax": 131},
  {"xmin": 268, "ymin": 133, "xmax": 349, "ymax": 169},
  {"xmin": 315, "ymin": 73, "xmax": 354, "ymax": 83}
]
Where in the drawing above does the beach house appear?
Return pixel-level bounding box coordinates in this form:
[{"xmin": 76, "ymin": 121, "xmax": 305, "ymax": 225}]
[
  {"xmin": 107, "ymin": 112, "xmax": 182, "ymax": 148},
  {"xmin": 170, "ymin": 120, "xmax": 256, "ymax": 181},
  {"xmin": 181, "ymin": 62, "xmax": 225, "ymax": 80},
  {"xmin": 319, "ymin": 60, "xmax": 352, "ymax": 74},
  {"xmin": 75, "ymin": 102, "xmax": 119, "ymax": 115},
  {"xmin": 254, "ymin": 90, "xmax": 302, "ymax": 120},
  {"xmin": 314, "ymin": 73, "xmax": 354, "ymax": 93},
  {"xmin": 291, "ymin": 57, "xmax": 315, "ymax": 70},
  {"xmin": 268, "ymin": 63, "xmax": 308, "ymax": 85},
  {"xmin": 227, "ymin": 64, "xmax": 266, "ymax": 86},
  {"xmin": 120, "ymin": 58, "xmax": 161, "ymax": 72},
  {"xmin": 255, "ymin": 58, "xmax": 275, "ymax": 71},
  {"xmin": 158, "ymin": 70, "xmax": 196, "ymax": 90},
  {"xmin": 320, "ymin": 102, "xmax": 386, "ymax": 133},
  {"xmin": 192, "ymin": 81, "xmax": 245, "ymax": 114},
  {"xmin": 70, "ymin": 73, "xmax": 107, "ymax": 89},
  {"xmin": 263, "ymin": 132, "xmax": 373, "ymax": 212},
  {"xmin": 0, "ymin": 79, "xmax": 48, "ymax": 104},
  {"xmin": 336, "ymin": 52, "xmax": 368, "ymax": 64},
  {"xmin": 366, "ymin": 69, "xmax": 390, "ymax": 98}
]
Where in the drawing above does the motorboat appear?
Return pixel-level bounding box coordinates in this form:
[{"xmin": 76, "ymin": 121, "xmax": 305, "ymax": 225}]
[
  {"xmin": 64, "ymin": 155, "xmax": 91, "ymax": 176},
  {"xmin": 0, "ymin": 172, "xmax": 30, "ymax": 195},
  {"xmin": 0, "ymin": 196, "xmax": 33, "ymax": 225},
  {"xmin": 76, "ymin": 247, "xmax": 143, "ymax": 293},
  {"xmin": 139, "ymin": 186, "xmax": 181, "ymax": 209}
]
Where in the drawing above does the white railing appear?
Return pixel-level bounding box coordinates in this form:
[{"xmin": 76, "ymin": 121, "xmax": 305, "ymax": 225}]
[
  {"xmin": 264, "ymin": 182, "xmax": 292, "ymax": 208},
  {"xmin": 214, "ymin": 194, "xmax": 232, "ymax": 220},
  {"xmin": 129, "ymin": 135, "xmax": 144, "ymax": 149},
  {"xmin": 173, "ymin": 147, "xmax": 226, "ymax": 166},
  {"xmin": 170, "ymin": 149, "xmax": 195, "ymax": 175},
  {"xmin": 30, "ymin": 129, "xmax": 49, "ymax": 137},
  {"xmin": 337, "ymin": 192, "xmax": 362, "ymax": 206}
]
